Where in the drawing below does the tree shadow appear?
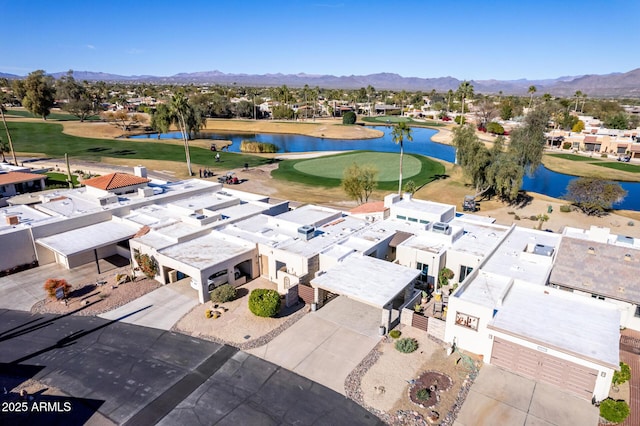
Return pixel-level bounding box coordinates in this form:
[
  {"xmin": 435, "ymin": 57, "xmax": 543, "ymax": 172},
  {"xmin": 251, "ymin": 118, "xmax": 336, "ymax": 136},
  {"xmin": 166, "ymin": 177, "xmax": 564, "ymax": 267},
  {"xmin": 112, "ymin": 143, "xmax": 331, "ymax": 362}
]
[
  {"xmin": 67, "ymin": 284, "xmax": 97, "ymax": 299},
  {"xmin": 86, "ymin": 147, "xmax": 110, "ymax": 152},
  {"xmin": 508, "ymin": 191, "xmax": 534, "ymax": 208},
  {"xmin": 111, "ymin": 150, "xmax": 137, "ymax": 156}
]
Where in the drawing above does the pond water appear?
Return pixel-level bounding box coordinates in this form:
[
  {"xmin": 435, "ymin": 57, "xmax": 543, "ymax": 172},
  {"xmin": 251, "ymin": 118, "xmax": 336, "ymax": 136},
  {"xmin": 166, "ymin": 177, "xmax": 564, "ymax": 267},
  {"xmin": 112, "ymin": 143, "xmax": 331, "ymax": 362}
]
[{"xmin": 131, "ymin": 127, "xmax": 640, "ymax": 211}]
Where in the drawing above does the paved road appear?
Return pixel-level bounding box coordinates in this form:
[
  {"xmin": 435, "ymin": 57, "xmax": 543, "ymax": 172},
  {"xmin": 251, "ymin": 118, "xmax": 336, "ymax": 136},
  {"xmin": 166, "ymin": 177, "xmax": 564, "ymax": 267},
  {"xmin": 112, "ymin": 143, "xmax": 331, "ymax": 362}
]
[{"xmin": 0, "ymin": 309, "xmax": 383, "ymax": 425}]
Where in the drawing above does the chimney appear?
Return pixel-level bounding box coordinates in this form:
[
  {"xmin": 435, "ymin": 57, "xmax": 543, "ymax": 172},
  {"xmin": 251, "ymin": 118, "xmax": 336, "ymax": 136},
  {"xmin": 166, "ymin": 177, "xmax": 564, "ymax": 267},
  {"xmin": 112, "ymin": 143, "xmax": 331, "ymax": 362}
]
[
  {"xmin": 6, "ymin": 215, "xmax": 19, "ymax": 225},
  {"xmin": 134, "ymin": 165, "xmax": 147, "ymax": 178}
]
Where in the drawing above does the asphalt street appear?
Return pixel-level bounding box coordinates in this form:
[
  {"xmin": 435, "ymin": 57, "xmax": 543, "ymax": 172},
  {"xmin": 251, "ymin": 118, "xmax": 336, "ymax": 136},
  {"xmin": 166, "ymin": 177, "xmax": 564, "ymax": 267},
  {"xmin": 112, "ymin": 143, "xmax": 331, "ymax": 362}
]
[{"xmin": 0, "ymin": 309, "xmax": 383, "ymax": 425}]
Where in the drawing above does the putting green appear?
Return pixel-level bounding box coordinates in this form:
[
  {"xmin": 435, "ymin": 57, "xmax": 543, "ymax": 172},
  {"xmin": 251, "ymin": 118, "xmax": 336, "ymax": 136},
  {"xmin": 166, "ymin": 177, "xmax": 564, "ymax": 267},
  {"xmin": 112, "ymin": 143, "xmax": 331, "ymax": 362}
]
[
  {"xmin": 293, "ymin": 152, "xmax": 421, "ymax": 181},
  {"xmin": 367, "ymin": 116, "xmax": 412, "ymax": 123}
]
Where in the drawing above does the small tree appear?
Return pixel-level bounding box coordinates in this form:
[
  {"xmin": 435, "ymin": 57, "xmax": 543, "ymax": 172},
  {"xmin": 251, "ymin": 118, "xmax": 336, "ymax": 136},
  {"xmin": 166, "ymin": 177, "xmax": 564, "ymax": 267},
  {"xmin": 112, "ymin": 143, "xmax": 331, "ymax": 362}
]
[
  {"xmin": 342, "ymin": 111, "xmax": 356, "ymax": 125},
  {"xmin": 536, "ymin": 213, "xmax": 549, "ymax": 230},
  {"xmin": 612, "ymin": 361, "xmax": 631, "ymax": 388},
  {"xmin": 572, "ymin": 120, "xmax": 585, "ymax": 133},
  {"xmin": 403, "ymin": 180, "xmax": 417, "ymax": 194},
  {"xmin": 486, "ymin": 122, "xmax": 505, "ymax": 135},
  {"xmin": 438, "ymin": 268, "xmax": 455, "ymax": 290},
  {"xmin": 565, "ymin": 178, "xmax": 627, "ymax": 216},
  {"xmin": 44, "ymin": 278, "xmax": 71, "ymax": 299},
  {"xmin": 341, "ymin": 163, "xmax": 378, "ymax": 204},
  {"xmin": 133, "ymin": 250, "xmax": 158, "ymax": 278}
]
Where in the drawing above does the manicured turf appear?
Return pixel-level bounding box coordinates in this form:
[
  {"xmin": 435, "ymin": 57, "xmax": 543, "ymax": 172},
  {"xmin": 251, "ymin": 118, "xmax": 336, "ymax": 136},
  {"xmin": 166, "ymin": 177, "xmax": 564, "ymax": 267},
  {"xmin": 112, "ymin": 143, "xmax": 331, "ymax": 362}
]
[
  {"xmin": 46, "ymin": 172, "xmax": 80, "ymax": 188},
  {"xmin": 6, "ymin": 121, "xmax": 269, "ymax": 170},
  {"xmin": 590, "ymin": 162, "xmax": 640, "ymax": 173},
  {"xmin": 547, "ymin": 153, "xmax": 601, "ymax": 162},
  {"xmin": 5, "ymin": 109, "xmax": 101, "ymax": 121},
  {"xmin": 362, "ymin": 115, "xmax": 443, "ymax": 127},
  {"xmin": 293, "ymin": 152, "xmax": 421, "ymax": 181},
  {"xmin": 273, "ymin": 151, "xmax": 445, "ymax": 191}
]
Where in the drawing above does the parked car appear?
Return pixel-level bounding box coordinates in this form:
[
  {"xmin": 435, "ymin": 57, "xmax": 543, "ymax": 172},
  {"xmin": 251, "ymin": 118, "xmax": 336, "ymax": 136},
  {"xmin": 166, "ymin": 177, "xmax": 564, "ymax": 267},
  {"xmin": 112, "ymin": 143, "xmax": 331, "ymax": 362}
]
[{"xmin": 191, "ymin": 267, "xmax": 241, "ymax": 292}]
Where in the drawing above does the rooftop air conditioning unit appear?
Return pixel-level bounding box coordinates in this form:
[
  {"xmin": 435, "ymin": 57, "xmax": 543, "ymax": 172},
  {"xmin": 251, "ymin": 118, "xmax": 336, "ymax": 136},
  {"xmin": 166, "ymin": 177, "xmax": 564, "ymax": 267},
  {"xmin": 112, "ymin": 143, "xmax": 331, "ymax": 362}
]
[
  {"xmin": 298, "ymin": 225, "xmax": 315, "ymax": 241},
  {"xmin": 432, "ymin": 222, "xmax": 451, "ymax": 235},
  {"xmin": 99, "ymin": 195, "xmax": 118, "ymax": 206}
]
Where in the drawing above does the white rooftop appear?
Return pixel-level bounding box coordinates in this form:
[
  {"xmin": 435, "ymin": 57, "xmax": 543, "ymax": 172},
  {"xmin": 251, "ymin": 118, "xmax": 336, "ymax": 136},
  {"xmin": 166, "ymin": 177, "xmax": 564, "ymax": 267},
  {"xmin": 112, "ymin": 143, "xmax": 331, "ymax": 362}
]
[
  {"xmin": 449, "ymin": 219, "xmax": 509, "ymax": 258},
  {"xmin": 158, "ymin": 232, "xmax": 254, "ymax": 269},
  {"xmin": 392, "ymin": 197, "xmax": 454, "ymax": 217},
  {"xmin": 481, "ymin": 227, "xmax": 561, "ymax": 285},
  {"xmin": 490, "ymin": 283, "xmax": 620, "ymax": 368},
  {"xmin": 312, "ymin": 256, "xmax": 420, "ymax": 308},
  {"xmin": 36, "ymin": 220, "xmax": 139, "ymax": 256},
  {"xmin": 274, "ymin": 204, "xmax": 341, "ymax": 226},
  {"xmin": 457, "ymin": 271, "xmax": 513, "ymax": 309},
  {"xmin": 0, "ymin": 204, "xmax": 57, "ymax": 234}
]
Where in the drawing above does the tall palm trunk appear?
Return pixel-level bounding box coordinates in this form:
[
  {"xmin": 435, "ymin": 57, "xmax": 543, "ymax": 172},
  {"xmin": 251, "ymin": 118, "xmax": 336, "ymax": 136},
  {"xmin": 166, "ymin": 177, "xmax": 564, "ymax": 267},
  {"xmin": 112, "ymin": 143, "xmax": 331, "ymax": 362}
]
[
  {"xmin": 0, "ymin": 108, "xmax": 18, "ymax": 166},
  {"xmin": 178, "ymin": 113, "xmax": 192, "ymax": 176},
  {"xmin": 398, "ymin": 142, "xmax": 404, "ymax": 194}
]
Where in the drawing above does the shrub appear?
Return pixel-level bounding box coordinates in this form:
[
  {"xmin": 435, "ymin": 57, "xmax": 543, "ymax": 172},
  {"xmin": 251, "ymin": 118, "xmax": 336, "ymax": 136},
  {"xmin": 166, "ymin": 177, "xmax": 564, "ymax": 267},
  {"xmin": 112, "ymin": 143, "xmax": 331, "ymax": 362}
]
[
  {"xmin": 601, "ymin": 153, "xmax": 608, "ymax": 158},
  {"xmin": 613, "ymin": 362, "xmax": 631, "ymax": 387},
  {"xmin": 416, "ymin": 388, "xmax": 430, "ymax": 401},
  {"xmin": 210, "ymin": 284, "xmax": 237, "ymax": 303},
  {"xmin": 248, "ymin": 289, "xmax": 281, "ymax": 318},
  {"xmin": 486, "ymin": 121, "xmax": 505, "ymax": 135},
  {"xmin": 205, "ymin": 309, "xmax": 213, "ymax": 319},
  {"xmin": 599, "ymin": 399, "xmax": 630, "ymax": 423},
  {"xmin": 44, "ymin": 278, "xmax": 71, "ymax": 299},
  {"xmin": 507, "ymin": 211, "xmax": 515, "ymax": 215},
  {"xmin": 454, "ymin": 116, "xmax": 466, "ymax": 125},
  {"xmin": 389, "ymin": 330, "xmax": 402, "ymax": 339},
  {"xmin": 559, "ymin": 205, "xmax": 572, "ymax": 213},
  {"xmin": 395, "ymin": 337, "xmax": 418, "ymax": 353},
  {"xmin": 514, "ymin": 215, "xmax": 521, "ymax": 220},
  {"xmin": 239, "ymin": 141, "xmax": 278, "ymax": 153},
  {"xmin": 562, "ymin": 142, "xmax": 572, "ymax": 150},
  {"xmin": 134, "ymin": 250, "xmax": 158, "ymax": 278},
  {"xmin": 342, "ymin": 111, "xmax": 357, "ymax": 125},
  {"xmin": 529, "ymin": 215, "xmax": 538, "ymax": 221},
  {"xmin": 628, "ymin": 221, "xmax": 635, "ymax": 227}
]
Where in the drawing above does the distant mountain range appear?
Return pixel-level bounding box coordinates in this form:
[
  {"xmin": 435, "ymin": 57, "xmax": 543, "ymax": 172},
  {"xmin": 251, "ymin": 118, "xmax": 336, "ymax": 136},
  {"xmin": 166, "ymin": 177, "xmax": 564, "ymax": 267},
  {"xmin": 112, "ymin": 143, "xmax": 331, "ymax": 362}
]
[{"xmin": 2, "ymin": 68, "xmax": 640, "ymax": 97}]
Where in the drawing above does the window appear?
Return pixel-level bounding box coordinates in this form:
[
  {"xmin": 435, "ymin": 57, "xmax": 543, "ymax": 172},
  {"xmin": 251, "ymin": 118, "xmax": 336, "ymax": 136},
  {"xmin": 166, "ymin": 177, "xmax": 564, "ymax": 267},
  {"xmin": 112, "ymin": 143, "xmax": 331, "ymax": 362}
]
[
  {"xmin": 408, "ymin": 217, "xmax": 418, "ymax": 223},
  {"xmin": 419, "ymin": 219, "xmax": 429, "ymax": 224},
  {"xmin": 417, "ymin": 262, "xmax": 428, "ymax": 280},
  {"xmin": 396, "ymin": 215, "xmax": 406, "ymax": 220},
  {"xmin": 455, "ymin": 312, "xmax": 479, "ymax": 331},
  {"xmin": 635, "ymin": 306, "xmax": 640, "ymax": 318},
  {"xmin": 591, "ymin": 293, "xmax": 605, "ymax": 301},
  {"xmin": 459, "ymin": 265, "xmax": 473, "ymax": 282}
]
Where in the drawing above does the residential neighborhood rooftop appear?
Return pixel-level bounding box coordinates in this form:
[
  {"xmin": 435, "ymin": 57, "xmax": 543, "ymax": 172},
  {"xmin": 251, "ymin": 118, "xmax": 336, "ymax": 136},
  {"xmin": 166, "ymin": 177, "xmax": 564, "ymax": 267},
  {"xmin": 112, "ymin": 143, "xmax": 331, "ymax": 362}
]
[
  {"xmin": 312, "ymin": 255, "xmax": 420, "ymax": 309},
  {"xmin": 549, "ymin": 236, "xmax": 640, "ymax": 303},
  {"xmin": 37, "ymin": 220, "xmax": 139, "ymax": 257},
  {"xmin": 489, "ymin": 283, "xmax": 620, "ymax": 369},
  {"xmin": 158, "ymin": 232, "xmax": 254, "ymax": 270},
  {"xmin": 0, "ymin": 171, "xmax": 45, "ymax": 185},
  {"xmin": 458, "ymin": 271, "xmax": 513, "ymax": 309},
  {"xmin": 82, "ymin": 172, "xmax": 150, "ymax": 190}
]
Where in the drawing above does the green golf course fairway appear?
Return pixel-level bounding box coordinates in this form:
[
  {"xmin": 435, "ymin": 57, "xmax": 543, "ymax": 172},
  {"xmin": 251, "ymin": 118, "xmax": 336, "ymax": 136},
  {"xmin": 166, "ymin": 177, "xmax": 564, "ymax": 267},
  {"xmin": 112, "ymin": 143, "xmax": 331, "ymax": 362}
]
[{"xmin": 273, "ymin": 151, "xmax": 445, "ymax": 191}]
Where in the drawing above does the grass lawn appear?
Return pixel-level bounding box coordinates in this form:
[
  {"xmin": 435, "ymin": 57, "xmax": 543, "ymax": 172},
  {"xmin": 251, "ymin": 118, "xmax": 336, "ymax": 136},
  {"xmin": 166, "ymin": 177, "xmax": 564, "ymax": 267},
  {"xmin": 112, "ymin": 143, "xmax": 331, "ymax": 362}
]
[
  {"xmin": 273, "ymin": 151, "xmax": 445, "ymax": 191},
  {"xmin": 45, "ymin": 172, "xmax": 80, "ymax": 188},
  {"xmin": 6, "ymin": 121, "xmax": 269, "ymax": 171},
  {"xmin": 361, "ymin": 116, "xmax": 444, "ymax": 127},
  {"xmin": 547, "ymin": 153, "xmax": 601, "ymax": 162},
  {"xmin": 590, "ymin": 162, "xmax": 640, "ymax": 173},
  {"xmin": 5, "ymin": 109, "xmax": 101, "ymax": 121}
]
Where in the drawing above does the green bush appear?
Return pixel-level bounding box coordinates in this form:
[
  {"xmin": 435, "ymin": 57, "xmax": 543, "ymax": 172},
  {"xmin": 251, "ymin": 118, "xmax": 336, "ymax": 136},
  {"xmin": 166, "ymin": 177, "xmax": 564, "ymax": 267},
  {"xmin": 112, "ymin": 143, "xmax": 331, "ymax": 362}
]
[
  {"xmin": 486, "ymin": 121, "xmax": 505, "ymax": 135},
  {"xmin": 599, "ymin": 399, "xmax": 630, "ymax": 423},
  {"xmin": 562, "ymin": 142, "xmax": 572, "ymax": 150},
  {"xmin": 395, "ymin": 337, "xmax": 418, "ymax": 353},
  {"xmin": 454, "ymin": 116, "xmax": 466, "ymax": 125},
  {"xmin": 613, "ymin": 362, "xmax": 631, "ymax": 386},
  {"xmin": 529, "ymin": 215, "xmax": 538, "ymax": 221},
  {"xmin": 559, "ymin": 205, "xmax": 572, "ymax": 213},
  {"xmin": 210, "ymin": 284, "xmax": 237, "ymax": 304},
  {"xmin": 248, "ymin": 289, "xmax": 281, "ymax": 318},
  {"xmin": 389, "ymin": 330, "xmax": 402, "ymax": 339},
  {"xmin": 205, "ymin": 309, "xmax": 213, "ymax": 319},
  {"xmin": 514, "ymin": 215, "xmax": 521, "ymax": 220},
  {"xmin": 601, "ymin": 153, "xmax": 608, "ymax": 158},
  {"xmin": 343, "ymin": 111, "xmax": 357, "ymax": 125},
  {"xmin": 240, "ymin": 141, "xmax": 278, "ymax": 153},
  {"xmin": 416, "ymin": 388, "xmax": 430, "ymax": 401}
]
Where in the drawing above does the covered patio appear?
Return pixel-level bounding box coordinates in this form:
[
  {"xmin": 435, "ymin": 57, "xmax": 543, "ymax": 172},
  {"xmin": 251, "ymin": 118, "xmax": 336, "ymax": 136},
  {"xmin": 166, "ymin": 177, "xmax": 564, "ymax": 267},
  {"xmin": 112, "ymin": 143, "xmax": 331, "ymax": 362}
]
[
  {"xmin": 311, "ymin": 255, "xmax": 420, "ymax": 333},
  {"xmin": 36, "ymin": 221, "xmax": 139, "ymax": 272}
]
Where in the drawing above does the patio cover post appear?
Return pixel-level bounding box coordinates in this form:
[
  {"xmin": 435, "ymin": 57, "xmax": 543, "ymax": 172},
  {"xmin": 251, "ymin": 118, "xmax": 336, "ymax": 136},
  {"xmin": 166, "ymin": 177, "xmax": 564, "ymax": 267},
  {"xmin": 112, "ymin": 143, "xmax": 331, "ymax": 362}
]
[
  {"xmin": 94, "ymin": 249, "xmax": 101, "ymax": 274},
  {"xmin": 381, "ymin": 303, "xmax": 392, "ymax": 333}
]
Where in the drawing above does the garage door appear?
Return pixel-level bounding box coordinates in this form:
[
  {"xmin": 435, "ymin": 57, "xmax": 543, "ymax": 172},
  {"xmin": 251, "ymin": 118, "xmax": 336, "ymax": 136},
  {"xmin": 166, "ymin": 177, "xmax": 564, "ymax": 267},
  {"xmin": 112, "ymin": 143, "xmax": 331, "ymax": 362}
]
[{"xmin": 490, "ymin": 337, "xmax": 597, "ymax": 400}]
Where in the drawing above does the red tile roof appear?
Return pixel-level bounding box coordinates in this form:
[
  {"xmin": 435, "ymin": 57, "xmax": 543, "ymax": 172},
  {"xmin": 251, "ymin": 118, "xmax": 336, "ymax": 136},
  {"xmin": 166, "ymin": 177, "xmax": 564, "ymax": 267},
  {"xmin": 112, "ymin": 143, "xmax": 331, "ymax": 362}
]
[
  {"xmin": 349, "ymin": 201, "xmax": 387, "ymax": 214},
  {"xmin": 0, "ymin": 171, "xmax": 45, "ymax": 186},
  {"xmin": 83, "ymin": 173, "xmax": 150, "ymax": 190}
]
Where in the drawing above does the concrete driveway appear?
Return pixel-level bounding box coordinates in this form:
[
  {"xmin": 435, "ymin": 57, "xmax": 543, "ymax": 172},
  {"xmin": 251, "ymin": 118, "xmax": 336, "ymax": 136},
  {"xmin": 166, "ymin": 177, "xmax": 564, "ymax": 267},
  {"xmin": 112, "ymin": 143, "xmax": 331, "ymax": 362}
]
[
  {"xmin": 0, "ymin": 261, "xmax": 119, "ymax": 311},
  {"xmin": 99, "ymin": 279, "xmax": 198, "ymax": 330},
  {"xmin": 455, "ymin": 365, "xmax": 599, "ymax": 426},
  {"xmin": 247, "ymin": 296, "xmax": 382, "ymax": 394}
]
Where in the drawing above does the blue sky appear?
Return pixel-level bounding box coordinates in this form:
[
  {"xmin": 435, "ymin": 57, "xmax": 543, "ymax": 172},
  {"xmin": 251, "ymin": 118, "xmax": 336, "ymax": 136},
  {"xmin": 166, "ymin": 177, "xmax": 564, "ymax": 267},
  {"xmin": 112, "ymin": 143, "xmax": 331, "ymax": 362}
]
[{"xmin": 2, "ymin": 0, "xmax": 639, "ymax": 81}]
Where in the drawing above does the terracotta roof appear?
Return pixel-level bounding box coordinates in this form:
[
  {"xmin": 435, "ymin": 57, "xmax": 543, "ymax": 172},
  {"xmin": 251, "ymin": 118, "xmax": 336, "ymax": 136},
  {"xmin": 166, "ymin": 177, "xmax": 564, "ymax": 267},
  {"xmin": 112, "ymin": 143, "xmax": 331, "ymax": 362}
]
[
  {"xmin": 584, "ymin": 135, "xmax": 598, "ymax": 143},
  {"xmin": 349, "ymin": 201, "xmax": 387, "ymax": 215},
  {"xmin": 83, "ymin": 173, "xmax": 150, "ymax": 190},
  {"xmin": 0, "ymin": 171, "xmax": 45, "ymax": 186}
]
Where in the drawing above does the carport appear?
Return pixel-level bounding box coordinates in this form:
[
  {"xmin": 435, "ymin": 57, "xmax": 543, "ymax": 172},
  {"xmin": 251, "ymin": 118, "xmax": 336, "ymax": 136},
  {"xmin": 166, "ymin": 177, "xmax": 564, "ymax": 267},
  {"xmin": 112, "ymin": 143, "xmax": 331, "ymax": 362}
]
[
  {"xmin": 36, "ymin": 221, "xmax": 139, "ymax": 273},
  {"xmin": 311, "ymin": 256, "xmax": 420, "ymax": 333}
]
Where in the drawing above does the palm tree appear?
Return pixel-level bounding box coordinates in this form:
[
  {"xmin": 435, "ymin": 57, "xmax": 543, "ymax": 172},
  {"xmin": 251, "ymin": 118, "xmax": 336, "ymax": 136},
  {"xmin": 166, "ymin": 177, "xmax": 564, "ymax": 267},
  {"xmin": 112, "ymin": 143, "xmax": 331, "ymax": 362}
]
[
  {"xmin": 574, "ymin": 91, "xmax": 583, "ymax": 112},
  {"xmin": 391, "ymin": 122, "xmax": 413, "ymax": 194},
  {"xmin": 581, "ymin": 92, "xmax": 588, "ymax": 113},
  {"xmin": 0, "ymin": 105, "xmax": 18, "ymax": 165},
  {"xmin": 456, "ymin": 81, "xmax": 474, "ymax": 121},
  {"xmin": 528, "ymin": 85, "xmax": 537, "ymax": 109},
  {"xmin": 170, "ymin": 93, "xmax": 195, "ymax": 176},
  {"xmin": 447, "ymin": 89, "xmax": 454, "ymax": 112}
]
